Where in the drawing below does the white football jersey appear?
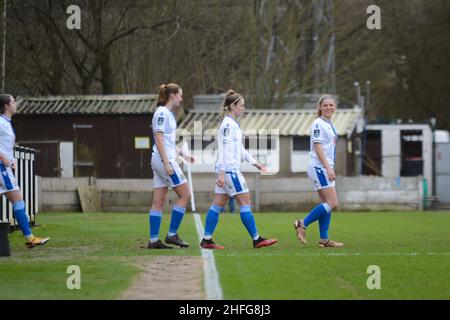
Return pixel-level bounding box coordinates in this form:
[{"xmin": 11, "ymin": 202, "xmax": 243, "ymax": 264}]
[
  {"xmin": 215, "ymin": 115, "xmax": 257, "ymax": 172},
  {"xmin": 309, "ymin": 117, "xmax": 338, "ymax": 169},
  {"xmin": 152, "ymin": 106, "xmax": 177, "ymax": 161},
  {"xmin": 0, "ymin": 115, "xmax": 16, "ymax": 164}
]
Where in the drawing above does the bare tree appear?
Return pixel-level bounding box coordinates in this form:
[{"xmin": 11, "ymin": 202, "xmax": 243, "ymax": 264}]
[
  {"xmin": 9, "ymin": 0, "xmax": 180, "ymax": 94},
  {"xmin": 4, "ymin": 0, "xmax": 449, "ymax": 131}
]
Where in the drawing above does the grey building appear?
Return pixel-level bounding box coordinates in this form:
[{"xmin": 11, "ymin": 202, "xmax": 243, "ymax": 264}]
[{"xmin": 179, "ymin": 95, "xmax": 364, "ymax": 177}]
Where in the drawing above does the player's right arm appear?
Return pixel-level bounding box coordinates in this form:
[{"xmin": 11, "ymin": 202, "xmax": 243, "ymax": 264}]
[
  {"xmin": 313, "ymin": 143, "xmax": 335, "ymax": 181},
  {"xmin": 0, "ymin": 124, "xmax": 10, "ymax": 167},
  {"xmin": 216, "ymin": 141, "xmax": 226, "ymax": 188},
  {"xmin": 154, "ymin": 132, "xmax": 173, "ymax": 176},
  {"xmin": 0, "ymin": 152, "xmax": 10, "ymax": 167},
  {"xmin": 311, "ymin": 121, "xmax": 335, "ymax": 181},
  {"xmin": 153, "ymin": 110, "xmax": 174, "ymax": 176},
  {"xmin": 216, "ymin": 124, "xmax": 232, "ymax": 187}
]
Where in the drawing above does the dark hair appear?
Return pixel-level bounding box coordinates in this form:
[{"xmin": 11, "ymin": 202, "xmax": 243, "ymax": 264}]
[
  {"xmin": 316, "ymin": 94, "xmax": 337, "ymax": 118},
  {"xmin": 220, "ymin": 90, "xmax": 242, "ymax": 119},
  {"xmin": 0, "ymin": 94, "xmax": 13, "ymax": 114},
  {"xmin": 157, "ymin": 83, "xmax": 181, "ymax": 106}
]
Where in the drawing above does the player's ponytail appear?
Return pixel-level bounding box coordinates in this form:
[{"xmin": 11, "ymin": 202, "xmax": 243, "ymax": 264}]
[
  {"xmin": 316, "ymin": 94, "xmax": 337, "ymax": 118},
  {"xmin": 0, "ymin": 94, "xmax": 12, "ymax": 114},
  {"xmin": 157, "ymin": 83, "xmax": 181, "ymax": 106},
  {"xmin": 220, "ymin": 90, "xmax": 241, "ymax": 120}
]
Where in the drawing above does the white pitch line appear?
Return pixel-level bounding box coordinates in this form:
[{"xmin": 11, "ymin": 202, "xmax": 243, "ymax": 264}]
[
  {"xmin": 193, "ymin": 213, "xmax": 223, "ymax": 300},
  {"xmin": 222, "ymin": 252, "xmax": 450, "ymax": 257}
]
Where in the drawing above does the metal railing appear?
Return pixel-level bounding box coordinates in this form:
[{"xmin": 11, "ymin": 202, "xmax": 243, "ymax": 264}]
[{"xmin": 0, "ymin": 146, "xmax": 39, "ymax": 228}]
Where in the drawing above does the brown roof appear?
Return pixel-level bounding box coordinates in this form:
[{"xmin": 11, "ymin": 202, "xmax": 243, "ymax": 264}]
[{"xmin": 16, "ymin": 95, "xmax": 158, "ymax": 115}]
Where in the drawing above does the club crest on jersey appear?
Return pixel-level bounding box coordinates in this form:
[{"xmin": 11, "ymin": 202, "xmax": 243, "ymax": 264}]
[
  {"xmin": 224, "ymin": 128, "xmax": 230, "ymax": 136},
  {"xmin": 314, "ymin": 129, "xmax": 320, "ymax": 137},
  {"xmin": 157, "ymin": 117, "xmax": 164, "ymax": 125}
]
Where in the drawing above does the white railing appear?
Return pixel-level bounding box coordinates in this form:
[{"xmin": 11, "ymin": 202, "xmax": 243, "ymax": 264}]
[{"xmin": 0, "ymin": 146, "xmax": 39, "ymax": 227}]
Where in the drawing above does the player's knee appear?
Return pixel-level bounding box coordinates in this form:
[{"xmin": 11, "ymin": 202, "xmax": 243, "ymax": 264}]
[
  {"xmin": 183, "ymin": 192, "xmax": 191, "ymax": 201},
  {"xmin": 214, "ymin": 200, "xmax": 227, "ymax": 208},
  {"xmin": 152, "ymin": 197, "xmax": 166, "ymax": 209},
  {"xmin": 329, "ymin": 200, "xmax": 338, "ymax": 210}
]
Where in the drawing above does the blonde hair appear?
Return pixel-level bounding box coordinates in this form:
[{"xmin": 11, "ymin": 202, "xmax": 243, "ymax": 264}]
[
  {"xmin": 157, "ymin": 83, "xmax": 181, "ymax": 106},
  {"xmin": 220, "ymin": 90, "xmax": 242, "ymax": 120},
  {"xmin": 316, "ymin": 94, "xmax": 337, "ymax": 118}
]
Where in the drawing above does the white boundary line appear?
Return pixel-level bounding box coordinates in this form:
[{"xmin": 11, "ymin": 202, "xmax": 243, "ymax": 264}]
[
  {"xmin": 221, "ymin": 252, "xmax": 450, "ymax": 257},
  {"xmin": 194, "ymin": 213, "xmax": 223, "ymax": 300},
  {"xmin": 181, "ymin": 144, "xmax": 222, "ymax": 300}
]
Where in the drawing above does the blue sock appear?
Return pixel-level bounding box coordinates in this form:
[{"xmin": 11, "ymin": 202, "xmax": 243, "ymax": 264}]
[
  {"xmin": 204, "ymin": 204, "xmax": 223, "ymax": 239},
  {"xmin": 168, "ymin": 205, "xmax": 186, "ymax": 236},
  {"xmin": 318, "ymin": 204, "xmax": 332, "ymax": 239},
  {"xmin": 149, "ymin": 210, "xmax": 162, "ymax": 242},
  {"xmin": 304, "ymin": 203, "xmax": 331, "ymax": 228},
  {"xmin": 239, "ymin": 205, "xmax": 259, "ymax": 240},
  {"xmin": 13, "ymin": 200, "xmax": 32, "ymax": 237}
]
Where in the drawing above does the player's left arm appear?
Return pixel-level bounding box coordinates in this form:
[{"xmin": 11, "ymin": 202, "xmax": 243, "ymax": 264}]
[
  {"xmin": 240, "ymin": 143, "xmax": 267, "ymax": 173},
  {"xmin": 176, "ymin": 145, "xmax": 195, "ymax": 163}
]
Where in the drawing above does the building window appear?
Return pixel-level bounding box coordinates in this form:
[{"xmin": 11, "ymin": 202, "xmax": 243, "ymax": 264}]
[
  {"xmin": 401, "ymin": 130, "xmax": 423, "ymax": 176},
  {"xmin": 244, "ymin": 135, "xmax": 277, "ymax": 150},
  {"xmin": 189, "ymin": 137, "xmax": 216, "ymax": 151},
  {"xmin": 292, "ymin": 136, "xmax": 309, "ymax": 151}
]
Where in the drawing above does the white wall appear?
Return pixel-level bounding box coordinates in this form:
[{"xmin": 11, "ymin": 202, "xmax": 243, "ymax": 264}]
[
  {"xmin": 421, "ymin": 127, "xmax": 433, "ymax": 191},
  {"xmin": 366, "ymin": 124, "xmax": 432, "ymax": 189},
  {"xmin": 381, "ymin": 129, "xmax": 401, "ymax": 177},
  {"xmin": 59, "ymin": 142, "xmax": 74, "ymax": 178},
  {"xmin": 291, "ymin": 152, "xmax": 309, "ymax": 172},
  {"xmin": 40, "ymin": 176, "xmax": 423, "ymax": 212}
]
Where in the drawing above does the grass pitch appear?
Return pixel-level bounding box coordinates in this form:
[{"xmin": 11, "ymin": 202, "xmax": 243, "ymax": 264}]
[{"xmin": 0, "ymin": 211, "xmax": 448, "ymax": 300}]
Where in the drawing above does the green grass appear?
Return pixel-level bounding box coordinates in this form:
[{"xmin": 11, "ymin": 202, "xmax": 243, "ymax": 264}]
[
  {"xmin": 0, "ymin": 211, "xmax": 449, "ymax": 300},
  {"xmin": 0, "ymin": 212, "xmax": 200, "ymax": 299},
  {"xmin": 213, "ymin": 212, "xmax": 450, "ymax": 300}
]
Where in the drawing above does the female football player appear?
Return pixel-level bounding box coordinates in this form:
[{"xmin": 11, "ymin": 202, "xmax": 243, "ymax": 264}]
[
  {"xmin": 148, "ymin": 83, "xmax": 194, "ymax": 249},
  {"xmin": 0, "ymin": 94, "xmax": 50, "ymax": 249},
  {"xmin": 294, "ymin": 95, "xmax": 344, "ymax": 248},
  {"xmin": 200, "ymin": 90, "xmax": 277, "ymax": 250}
]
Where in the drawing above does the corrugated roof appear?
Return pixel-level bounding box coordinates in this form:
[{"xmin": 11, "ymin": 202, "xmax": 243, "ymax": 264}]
[
  {"xmin": 16, "ymin": 95, "xmax": 158, "ymax": 115},
  {"xmin": 178, "ymin": 108, "xmax": 362, "ymax": 137},
  {"xmin": 192, "ymin": 93, "xmax": 340, "ymax": 111}
]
